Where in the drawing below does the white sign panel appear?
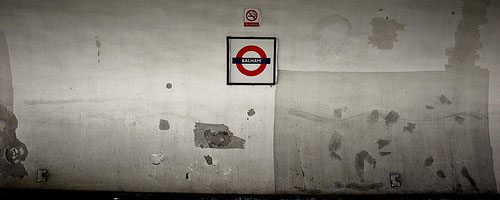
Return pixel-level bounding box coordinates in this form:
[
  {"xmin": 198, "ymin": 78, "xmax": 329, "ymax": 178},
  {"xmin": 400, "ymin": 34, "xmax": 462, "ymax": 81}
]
[
  {"xmin": 244, "ymin": 9, "xmax": 260, "ymax": 27},
  {"xmin": 227, "ymin": 37, "xmax": 276, "ymax": 85}
]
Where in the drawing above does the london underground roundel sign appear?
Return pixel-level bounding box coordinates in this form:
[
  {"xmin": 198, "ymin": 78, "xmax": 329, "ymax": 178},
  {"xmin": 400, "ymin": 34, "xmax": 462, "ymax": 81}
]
[{"xmin": 227, "ymin": 37, "xmax": 277, "ymax": 85}]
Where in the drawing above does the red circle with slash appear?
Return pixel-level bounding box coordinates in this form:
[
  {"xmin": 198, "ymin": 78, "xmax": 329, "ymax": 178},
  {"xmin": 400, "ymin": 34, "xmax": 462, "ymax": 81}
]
[
  {"xmin": 235, "ymin": 45, "xmax": 268, "ymax": 76},
  {"xmin": 245, "ymin": 10, "xmax": 258, "ymax": 21}
]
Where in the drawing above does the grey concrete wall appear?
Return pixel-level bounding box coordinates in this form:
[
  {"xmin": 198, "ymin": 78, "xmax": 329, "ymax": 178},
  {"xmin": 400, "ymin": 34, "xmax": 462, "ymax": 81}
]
[{"xmin": 0, "ymin": 0, "xmax": 499, "ymax": 194}]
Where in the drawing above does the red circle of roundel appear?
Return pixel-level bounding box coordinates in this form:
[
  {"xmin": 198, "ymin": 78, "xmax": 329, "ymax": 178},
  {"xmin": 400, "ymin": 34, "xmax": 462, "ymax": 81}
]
[
  {"xmin": 245, "ymin": 10, "xmax": 258, "ymax": 22},
  {"xmin": 235, "ymin": 45, "xmax": 268, "ymax": 77}
]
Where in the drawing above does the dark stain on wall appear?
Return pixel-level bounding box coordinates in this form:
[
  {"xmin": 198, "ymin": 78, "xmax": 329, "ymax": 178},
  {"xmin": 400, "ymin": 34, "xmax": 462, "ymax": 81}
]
[
  {"xmin": 376, "ymin": 140, "xmax": 390, "ymax": 149},
  {"xmin": 355, "ymin": 150, "xmax": 376, "ymax": 182},
  {"xmin": 328, "ymin": 130, "xmax": 342, "ymax": 160},
  {"xmin": 293, "ymin": 186, "xmax": 321, "ymax": 194},
  {"xmin": 425, "ymin": 105, "xmax": 435, "ymax": 110},
  {"xmin": 247, "ymin": 109, "xmax": 255, "ymax": 117},
  {"xmin": 159, "ymin": 119, "xmax": 170, "ymax": 130},
  {"xmin": 95, "ymin": 36, "xmax": 101, "ymax": 63},
  {"xmin": 166, "ymin": 83, "xmax": 172, "ymax": 89},
  {"xmin": 461, "ymin": 166, "xmax": 479, "ymax": 191},
  {"xmin": 334, "ymin": 108, "xmax": 342, "ymax": 119},
  {"xmin": 204, "ymin": 155, "xmax": 213, "ymax": 165},
  {"xmin": 193, "ymin": 123, "xmax": 245, "ymax": 149},
  {"xmin": 403, "ymin": 123, "xmax": 416, "ymax": 133},
  {"xmin": 424, "ymin": 156, "xmax": 434, "ymax": 167},
  {"xmin": 384, "ymin": 110, "xmax": 399, "ymax": 126},
  {"xmin": 367, "ymin": 110, "xmax": 379, "ymax": 124},
  {"xmin": 436, "ymin": 170, "xmax": 446, "ymax": 179},
  {"xmin": 0, "ymin": 105, "xmax": 28, "ymax": 180},
  {"xmin": 346, "ymin": 182, "xmax": 383, "ymax": 190},
  {"xmin": 368, "ymin": 17, "xmax": 405, "ymax": 49},
  {"xmin": 439, "ymin": 95, "xmax": 452, "ymax": 105},
  {"xmin": 379, "ymin": 152, "xmax": 391, "ymax": 156},
  {"xmin": 455, "ymin": 115, "xmax": 465, "ymax": 124}
]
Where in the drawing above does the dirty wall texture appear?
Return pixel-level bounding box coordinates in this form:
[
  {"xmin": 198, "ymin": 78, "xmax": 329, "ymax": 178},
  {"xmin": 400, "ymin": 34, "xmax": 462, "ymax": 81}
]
[
  {"xmin": 1, "ymin": 0, "xmax": 500, "ymax": 195},
  {"xmin": 274, "ymin": 0, "xmax": 496, "ymax": 194}
]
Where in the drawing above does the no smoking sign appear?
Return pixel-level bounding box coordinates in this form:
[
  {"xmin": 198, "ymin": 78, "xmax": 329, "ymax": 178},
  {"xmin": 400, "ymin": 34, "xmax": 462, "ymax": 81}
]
[
  {"xmin": 244, "ymin": 9, "xmax": 261, "ymax": 27},
  {"xmin": 227, "ymin": 37, "xmax": 277, "ymax": 85}
]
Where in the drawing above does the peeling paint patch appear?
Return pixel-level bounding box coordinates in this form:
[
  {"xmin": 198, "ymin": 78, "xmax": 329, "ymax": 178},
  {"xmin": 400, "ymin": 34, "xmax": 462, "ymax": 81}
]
[
  {"xmin": 334, "ymin": 108, "xmax": 342, "ymax": 119},
  {"xmin": 193, "ymin": 123, "xmax": 245, "ymax": 149},
  {"xmin": 390, "ymin": 173, "xmax": 401, "ymax": 187},
  {"xmin": 247, "ymin": 109, "xmax": 255, "ymax": 117},
  {"xmin": 424, "ymin": 156, "xmax": 434, "ymax": 167},
  {"xmin": 436, "ymin": 170, "xmax": 446, "ymax": 179},
  {"xmin": 439, "ymin": 95, "xmax": 452, "ymax": 105},
  {"xmin": 151, "ymin": 153, "xmax": 164, "ymax": 165},
  {"xmin": 425, "ymin": 105, "xmax": 435, "ymax": 110},
  {"xmin": 455, "ymin": 115, "xmax": 465, "ymax": 124},
  {"xmin": 377, "ymin": 140, "xmax": 391, "ymax": 149},
  {"xmin": 384, "ymin": 110, "xmax": 399, "ymax": 126},
  {"xmin": 379, "ymin": 152, "xmax": 391, "ymax": 156},
  {"xmin": 159, "ymin": 119, "xmax": 170, "ymax": 130},
  {"xmin": 403, "ymin": 123, "xmax": 416, "ymax": 133},
  {"xmin": 346, "ymin": 182, "xmax": 383, "ymax": 190},
  {"xmin": 355, "ymin": 150, "xmax": 376, "ymax": 182},
  {"xmin": 328, "ymin": 130, "xmax": 342, "ymax": 160},
  {"xmin": 204, "ymin": 155, "xmax": 213, "ymax": 165},
  {"xmin": 367, "ymin": 110, "xmax": 379, "ymax": 124},
  {"xmin": 368, "ymin": 17, "xmax": 405, "ymax": 49},
  {"xmin": 461, "ymin": 167, "xmax": 479, "ymax": 191},
  {"xmin": 0, "ymin": 105, "xmax": 28, "ymax": 179}
]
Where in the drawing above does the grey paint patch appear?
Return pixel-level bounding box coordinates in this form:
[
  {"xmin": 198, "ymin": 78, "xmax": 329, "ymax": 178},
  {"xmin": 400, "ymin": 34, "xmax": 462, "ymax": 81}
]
[
  {"xmin": 377, "ymin": 140, "xmax": 390, "ymax": 149},
  {"xmin": 424, "ymin": 156, "xmax": 434, "ymax": 167},
  {"xmin": 159, "ymin": 119, "xmax": 170, "ymax": 130},
  {"xmin": 346, "ymin": 182, "xmax": 383, "ymax": 190},
  {"xmin": 461, "ymin": 167, "xmax": 479, "ymax": 191},
  {"xmin": 355, "ymin": 150, "xmax": 376, "ymax": 182},
  {"xmin": 0, "ymin": 104, "xmax": 28, "ymax": 180},
  {"xmin": 436, "ymin": 170, "xmax": 446, "ymax": 179},
  {"xmin": 193, "ymin": 123, "xmax": 245, "ymax": 149},
  {"xmin": 328, "ymin": 130, "xmax": 342, "ymax": 160},
  {"xmin": 36, "ymin": 169, "xmax": 49, "ymax": 182},
  {"xmin": 166, "ymin": 83, "xmax": 172, "ymax": 89},
  {"xmin": 313, "ymin": 15, "xmax": 351, "ymax": 59},
  {"xmin": 95, "ymin": 36, "xmax": 101, "ymax": 48},
  {"xmin": 368, "ymin": 17, "xmax": 405, "ymax": 49},
  {"xmin": 455, "ymin": 115, "xmax": 465, "ymax": 124},
  {"xmin": 247, "ymin": 109, "xmax": 255, "ymax": 117},
  {"xmin": 367, "ymin": 110, "xmax": 379, "ymax": 124},
  {"xmin": 379, "ymin": 152, "xmax": 391, "ymax": 156},
  {"xmin": 204, "ymin": 155, "xmax": 213, "ymax": 165},
  {"xmin": 446, "ymin": 0, "xmax": 491, "ymax": 70},
  {"xmin": 384, "ymin": 110, "xmax": 399, "ymax": 126},
  {"xmin": 403, "ymin": 123, "xmax": 416, "ymax": 133},
  {"xmin": 425, "ymin": 105, "xmax": 435, "ymax": 110},
  {"xmin": 439, "ymin": 95, "xmax": 452, "ymax": 105},
  {"xmin": 0, "ymin": 31, "xmax": 13, "ymax": 112},
  {"xmin": 24, "ymin": 98, "xmax": 125, "ymax": 105},
  {"xmin": 334, "ymin": 108, "xmax": 342, "ymax": 119}
]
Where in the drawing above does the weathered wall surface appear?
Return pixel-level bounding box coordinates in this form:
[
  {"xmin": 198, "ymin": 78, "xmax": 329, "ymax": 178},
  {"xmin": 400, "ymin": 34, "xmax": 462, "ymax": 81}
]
[{"xmin": 0, "ymin": 0, "xmax": 499, "ymax": 194}]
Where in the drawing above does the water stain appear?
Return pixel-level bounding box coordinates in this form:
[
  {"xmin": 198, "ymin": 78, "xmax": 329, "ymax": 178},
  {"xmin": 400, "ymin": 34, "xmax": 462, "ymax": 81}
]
[
  {"xmin": 0, "ymin": 31, "xmax": 13, "ymax": 112},
  {"xmin": 384, "ymin": 110, "xmax": 399, "ymax": 126},
  {"xmin": 293, "ymin": 186, "xmax": 322, "ymax": 194},
  {"xmin": 377, "ymin": 140, "xmax": 391, "ymax": 149},
  {"xmin": 367, "ymin": 110, "xmax": 379, "ymax": 124},
  {"xmin": 328, "ymin": 130, "xmax": 342, "ymax": 160},
  {"xmin": 193, "ymin": 123, "xmax": 245, "ymax": 149},
  {"xmin": 368, "ymin": 17, "xmax": 405, "ymax": 49},
  {"xmin": 247, "ymin": 109, "xmax": 255, "ymax": 117},
  {"xmin": 426, "ymin": 105, "xmax": 435, "ymax": 110},
  {"xmin": 204, "ymin": 155, "xmax": 213, "ymax": 165},
  {"xmin": 403, "ymin": 123, "xmax": 416, "ymax": 133},
  {"xmin": 455, "ymin": 115, "xmax": 465, "ymax": 124},
  {"xmin": 334, "ymin": 108, "xmax": 342, "ymax": 119},
  {"xmin": 424, "ymin": 156, "xmax": 434, "ymax": 167},
  {"xmin": 159, "ymin": 119, "xmax": 170, "ymax": 130},
  {"xmin": 355, "ymin": 150, "xmax": 376, "ymax": 182},
  {"xmin": 439, "ymin": 95, "xmax": 452, "ymax": 105},
  {"xmin": 461, "ymin": 166, "xmax": 479, "ymax": 191},
  {"xmin": 288, "ymin": 109, "xmax": 332, "ymax": 124},
  {"xmin": 436, "ymin": 170, "xmax": 446, "ymax": 179},
  {"xmin": 313, "ymin": 15, "xmax": 351, "ymax": 60},
  {"xmin": 346, "ymin": 182, "xmax": 383, "ymax": 190}
]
